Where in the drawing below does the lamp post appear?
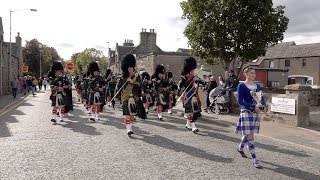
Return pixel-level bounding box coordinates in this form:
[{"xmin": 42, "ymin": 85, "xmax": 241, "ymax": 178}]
[
  {"xmin": 39, "ymin": 44, "xmax": 42, "ymax": 78},
  {"xmin": 106, "ymin": 42, "xmax": 110, "ymax": 68},
  {"xmin": 9, "ymin": 9, "xmax": 37, "ymax": 82}
]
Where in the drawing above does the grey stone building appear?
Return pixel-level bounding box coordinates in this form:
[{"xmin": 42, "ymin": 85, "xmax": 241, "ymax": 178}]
[
  {"xmin": 109, "ymin": 28, "xmax": 225, "ymax": 79},
  {"xmin": 0, "ymin": 17, "xmax": 23, "ymax": 96}
]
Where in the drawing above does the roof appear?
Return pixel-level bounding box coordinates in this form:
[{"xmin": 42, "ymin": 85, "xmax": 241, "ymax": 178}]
[
  {"xmin": 176, "ymin": 48, "xmax": 191, "ymax": 54},
  {"xmin": 116, "ymin": 45, "xmax": 135, "ymax": 56},
  {"xmin": 249, "ymin": 41, "xmax": 320, "ymax": 66},
  {"xmin": 137, "ymin": 51, "xmax": 192, "ymax": 59},
  {"xmin": 130, "ymin": 44, "xmax": 163, "ymax": 55}
]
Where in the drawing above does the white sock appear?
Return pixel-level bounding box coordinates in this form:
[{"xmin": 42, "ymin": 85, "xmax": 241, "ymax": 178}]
[
  {"xmin": 52, "ymin": 114, "xmax": 56, "ymax": 120},
  {"xmin": 91, "ymin": 113, "xmax": 95, "ymax": 119},
  {"xmin": 190, "ymin": 122, "xmax": 197, "ymax": 131},
  {"xmin": 184, "ymin": 114, "xmax": 188, "ymax": 119},
  {"xmin": 168, "ymin": 109, "xmax": 172, "ymax": 114},
  {"xmin": 95, "ymin": 112, "xmax": 99, "ymax": 120},
  {"xmin": 126, "ymin": 123, "xmax": 132, "ymax": 132},
  {"xmin": 186, "ymin": 121, "xmax": 191, "ymax": 128},
  {"xmin": 158, "ymin": 113, "xmax": 162, "ymax": 119}
]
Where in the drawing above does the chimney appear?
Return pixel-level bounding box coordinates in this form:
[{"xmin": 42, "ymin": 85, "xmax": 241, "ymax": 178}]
[{"xmin": 123, "ymin": 39, "xmax": 134, "ymax": 46}]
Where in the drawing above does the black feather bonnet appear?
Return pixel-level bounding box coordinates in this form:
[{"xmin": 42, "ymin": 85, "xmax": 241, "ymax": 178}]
[
  {"xmin": 87, "ymin": 61, "xmax": 100, "ymax": 76},
  {"xmin": 121, "ymin": 54, "xmax": 136, "ymax": 77},
  {"xmin": 182, "ymin": 57, "xmax": 197, "ymax": 75}
]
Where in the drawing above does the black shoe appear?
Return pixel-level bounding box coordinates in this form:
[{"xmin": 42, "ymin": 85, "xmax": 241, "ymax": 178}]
[
  {"xmin": 127, "ymin": 131, "xmax": 134, "ymax": 137},
  {"xmin": 192, "ymin": 128, "xmax": 199, "ymax": 133},
  {"xmin": 89, "ymin": 118, "xmax": 95, "ymax": 121},
  {"xmin": 237, "ymin": 149, "xmax": 247, "ymax": 158},
  {"xmin": 60, "ymin": 120, "xmax": 64, "ymax": 122},
  {"xmin": 159, "ymin": 118, "xmax": 163, "ymax": 121},
  {"xmin": 51, "ymin": 119, "xmax": 56, "ymax": 123},
  {"xmin": 186, "ymin": 126, "xmax": 192, "ymax": 130},
  {"xmin": 253, "ymin": 160, "xmax": 262, "ymax": 169}
]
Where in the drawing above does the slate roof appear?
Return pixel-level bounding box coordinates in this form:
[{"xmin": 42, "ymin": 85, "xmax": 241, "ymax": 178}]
[
  {"xmin": 249, "ymin": 41, "xmax": 320, "ymax": 66},
  {"xmin": 176, "ymin": 48, "xmax": 191, "ymax": 54},
  {"xmin": 116, "ymin": 45, "xmax": 135, "ymax": 56}
]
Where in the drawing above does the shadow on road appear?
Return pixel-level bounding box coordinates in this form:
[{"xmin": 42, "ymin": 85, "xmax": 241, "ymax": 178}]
[{"xmin": 261, "ymin": 160, "xmax": 320, "ymax": 179}]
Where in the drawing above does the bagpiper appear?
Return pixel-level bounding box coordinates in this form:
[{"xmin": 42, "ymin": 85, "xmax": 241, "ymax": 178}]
[
  {"xmin": 141, "ymin": 72, "xmax": 153, "ymax": 114},
  {"xmin": 105, "ymin": 69, "xmax": 113, "ymax": 107},
  {"xmin": 180, "ymin": 57, "xmax": 201, "ymax": 133},
  {"xmin": 165, "ymin": 71, "xmax": 177, "ymax": 115},
  {"xmin": 107, "ymin": 75, "xmax": 117, "ymax": 109},
  {"xmin": 48, "ymin": 61, "xmax": 68, "ymax": 124},
  {"xmin": 152, "ymin": 65, "xmax": 170, "ymax": 121},
  {"xmin": 115, "ymin": 54, "xmax": 146, "ymax": 137},
  {"xmin": 87, "ymin": 62, "xmax": 106, "ymax": 121}
]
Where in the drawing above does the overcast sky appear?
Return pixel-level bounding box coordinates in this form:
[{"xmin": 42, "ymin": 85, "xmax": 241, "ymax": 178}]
[{"xmin": 0, "ymin": 0, "xmax": 319, "ymax": 59}]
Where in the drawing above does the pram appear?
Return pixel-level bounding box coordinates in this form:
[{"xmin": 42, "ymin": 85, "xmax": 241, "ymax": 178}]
[{"xmin": 208, "ymin": 86, "xmax": 230, "ymax": 114}]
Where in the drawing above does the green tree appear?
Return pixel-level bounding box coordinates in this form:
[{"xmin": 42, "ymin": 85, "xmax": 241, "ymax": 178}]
[
  {"xmin": 181, "ymin": 0, "xmax": 289, "ymax": 74},
  {"xmin": 23, "ymin": 38, "xmax": 61, "ymax": 78},
  {"xmin": 72, "ymin": 48, "xmax": 108, "ymax": 75}
]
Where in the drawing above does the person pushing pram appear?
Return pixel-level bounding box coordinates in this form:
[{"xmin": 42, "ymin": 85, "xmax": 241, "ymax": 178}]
[{"xmin": 208, "ymin": 86, "xmax": 230, "ymax": 114}]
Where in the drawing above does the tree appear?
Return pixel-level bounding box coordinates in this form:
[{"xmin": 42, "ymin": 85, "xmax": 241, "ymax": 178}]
[
  {"xmin": 73, "ymin": 48, "xmax": 108, "ymax": 75},
  {"xmin": 22, "ymin": 38, "xmax": 61, "ymax": 77},
  {"xmin": 181, "ymin": 0, "xmax": 289, "ymax": 74}
]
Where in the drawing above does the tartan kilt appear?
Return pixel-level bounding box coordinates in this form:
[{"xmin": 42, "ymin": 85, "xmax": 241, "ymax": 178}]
[
  {"xmin": 235, "ymin": 110, "xmax": 260, "ymax": 135},
  {"xmin": 122, "ymin": 99, "xmax": 147, "ymax": 119},
  {"xmin": 184, "ymin": 94, "xmax": 200, "ymax": 113}
]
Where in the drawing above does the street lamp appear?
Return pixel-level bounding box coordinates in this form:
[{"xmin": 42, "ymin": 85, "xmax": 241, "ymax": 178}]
[
  {"xmin": 106, "ymin": 42, "xmax": 110, "ymax": 68},
  {"xmin": 9, "ymin": 8, "xmax": 37, "ymax": 79}
]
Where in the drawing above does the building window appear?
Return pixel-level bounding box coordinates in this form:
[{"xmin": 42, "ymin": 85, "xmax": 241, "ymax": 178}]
[
  {"xmin": 269, "ymin": 81, "xmax": 280, "ymax": 88},
  {"xmin": 302, "ymin": 59, "xmax": 306, "ymax": 67},
  {"xmin": 285, "ymin": 60, "xmax": 290, "ymax": 67},
  {"xmin": 269, "ymin": 60, "xmax": 275, "ymax": 68}
]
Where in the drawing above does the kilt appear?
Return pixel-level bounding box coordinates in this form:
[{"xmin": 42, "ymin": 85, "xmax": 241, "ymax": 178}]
[
  {"xmin": 235, "ymin": 110, "xmax": 260, "ymax": 135},
  {"xmin": 184, "ymin": 94, "xmax": 200, "ymax": 113},
  {"xmin": 89, "ymin": 91, "xmax": 104, "ymax": 105},
  {"xmin": 122, "ymin": 99, "xmax": 147, "ymax": 119},
  {"xmin": 51, "ymin": 93, "xmax": 66, "ymax": 107}
]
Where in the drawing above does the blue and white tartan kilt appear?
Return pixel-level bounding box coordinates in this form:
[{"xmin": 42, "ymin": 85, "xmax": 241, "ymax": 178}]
[{"xmin": 235, "ymin": 110, "xmax": 260, "ymax": 135}]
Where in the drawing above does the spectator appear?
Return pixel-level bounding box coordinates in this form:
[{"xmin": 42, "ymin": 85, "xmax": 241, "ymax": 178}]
[
  {"xmin": 26, "ymin": 76, "xmax": 35, "ymax": 95},
  {"xmin": 10, "ymin": 76, "xmax": 19, "ymax": 98},
  {"xmin": 43, "ymin": 77, "xmax": 48, "ymax": 91},
  {"xmin": 38, "ymin": 77, "xmax": 43, "ymax": 91},
  {"xmin": 224, "ymin": 69, "xmax": 239, "ymax": 112},
  {"xmin": 32, "ymin": 77, "xmax": 39, "ymax": 92},
  {"xmin": 204, "ymin": 76, "xmax": 217, "ymax": 111},
  {"xmin": 218, "ymin": 76, "xmax": 225, "ymax": 87}
]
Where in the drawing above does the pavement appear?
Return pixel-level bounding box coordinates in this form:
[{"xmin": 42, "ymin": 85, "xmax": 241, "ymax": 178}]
[{"xmin": 0, "ymin": 90, "xmax": 320, "ymax": 179}]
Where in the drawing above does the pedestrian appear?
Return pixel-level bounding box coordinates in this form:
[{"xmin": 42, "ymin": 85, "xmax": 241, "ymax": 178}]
[
  {"xmin": 38, "ymin": 77, "xmax": 43, "ymax": 91},
  {"xmin": 115, "ymin": 54, "xmax": 146, "ymax": 137},
  {"xmin": 235, "ymin": 66, "xmax": 266, "ymax": 168},
  {"xmin": 180, "ymin": 57, "xmax": 201, "ymax": 133},
  {"xmin": 26, "ymin": 76, "xmax": 35, "ymax": 95},
  {"xmin": 43, "ymin": 77, "xmax": 48, "ymax": 91},
  {"xmin": 10, "ymin": 76, "xmax": 19, "ymax": 98},
  {"xmin": 32, "ymin": 77, "xmax": 39, "ymax": 92},
  {"xmin": 22, "ymin": 76, "xmax": 27, "ymax": 95}
]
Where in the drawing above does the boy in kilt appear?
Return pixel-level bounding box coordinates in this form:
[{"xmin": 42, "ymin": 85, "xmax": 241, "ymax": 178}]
[
  {"xmin": 87, "ymin": 62, "xmax": 106, "ymax": 121},
  {"xmin": 115, "ymin": 54, "xmax": 146, "ymax": 137},
  {"xmin": 152, "ymin": 65, "xmax": 170, "ymax": 121},
  {"xmin": 141, "ymin": 72, "xmax": 153, "ymax": 114},
  {"xmin": 235, "ymin": 66, "xmax": 266, "ymax": 168},
  {"xmin": 180, "ymin": 57, "xmax": 201, "ymax": 133},
  {"xmin": 48, "ymin": 61, "xmax": 68, "ymax": 124}
]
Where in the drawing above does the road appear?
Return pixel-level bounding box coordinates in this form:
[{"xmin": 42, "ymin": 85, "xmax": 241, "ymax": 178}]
[{"xmin": 0, "ymin": 91, "xmax": 319, "ymax": 179}]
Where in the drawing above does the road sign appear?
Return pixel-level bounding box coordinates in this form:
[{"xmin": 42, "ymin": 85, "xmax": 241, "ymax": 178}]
[
  {"xmin": 66, "ymin": 62, "xmax": 74, "ymax": 71},
  {"xmin": 22, "ymin": 66, "xmax": 28, "ymax": 73}
]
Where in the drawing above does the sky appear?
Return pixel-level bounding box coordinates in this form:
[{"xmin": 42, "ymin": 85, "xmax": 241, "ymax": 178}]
[{"xmin": 0, "ymin": 0, "xmax": 319, "ymax": 60}]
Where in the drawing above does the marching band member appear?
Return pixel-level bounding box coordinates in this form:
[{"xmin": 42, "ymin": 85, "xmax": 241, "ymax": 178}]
[
  {"xmin": 115, "ymin": 54, "xmax": 146, "ymax": 137},
  {"xmin": 235, "ymin": 66, "xmax": 266, "ymax": 168},
  {"xmin": 87, "ymin": 62, "xmax": 106, "ymax": 121},
  {"xmin": 141, "ymin": 72, "xmax": 153, "ymax": 114},
  {"xmin": 165, "ymin": 71, "xmax": 176, "ymax": 115},
  {"xmin": 104, "ymin": 69, "xmax": 113, "ymax": 108},
  {"xmin": 107, "ymin": 75, "xmax": 117, "ymax": 109},
  {"xmin": 152, "ymin": 65, "xmax": 170, "ymax": 121},
  {"xmin": 180, "ymin": 57, "xmax": 201, "ymax": 133},
  {"xmin": 48, "ymin": 61, "xmax": 67, "ymax": 124}
]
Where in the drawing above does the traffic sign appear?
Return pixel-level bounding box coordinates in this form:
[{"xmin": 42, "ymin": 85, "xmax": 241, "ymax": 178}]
[
  {"xmin": 22, "ymin": 66, "xmax": 28, "ymax": 73},
  {"xmin": 66, "ymin": 62, "xmax": 74, "ymax": 71}
]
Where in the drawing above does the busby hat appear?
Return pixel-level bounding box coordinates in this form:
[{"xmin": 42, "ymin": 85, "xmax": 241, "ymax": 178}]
[
  {"xmin": 47, "ymin": 61, "xmax": 64, "ymax": 78},
  {"xmin": 182, "ymin": 57, "xmax": 197, "ymax": 75},
  {"xmin": 141, "ymin": 72, "xmax": 150, "ymax": 80},
  {"xmin": 121, "ymin": 54, "xmax": 136, "ymax": 77},
  {"xmin": 105, "ymin": 69, "xmax": 112, "ymax": 78},
  {"xmin": 155, "ymin": 64, "xmax": 165, "ymax": 75},
  {"xmin": 87, "ymin": 61, "xmax": 100, "ymax": 76}
]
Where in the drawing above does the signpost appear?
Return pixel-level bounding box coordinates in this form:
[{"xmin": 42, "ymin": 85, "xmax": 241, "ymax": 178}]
[
  {"xmin": 22, "ymin": 65, "xmax": 28, "ymax": 73},
  {"xmin": 271, "ymin": 97, "xmax": 296, "ymax": 115}
]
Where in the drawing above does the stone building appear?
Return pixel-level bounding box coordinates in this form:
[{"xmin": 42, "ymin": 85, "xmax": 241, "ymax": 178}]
[
  {"xmin": 0, "ymin": 17, "xmax": 23, "ymax": 96},
  {"xmin": 109, "ymin": 28, "xmax": 225, "ymax": 80},
  {"xmin": 248, "ymin": 41, "xmax": 320, "ymax": 87}
]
